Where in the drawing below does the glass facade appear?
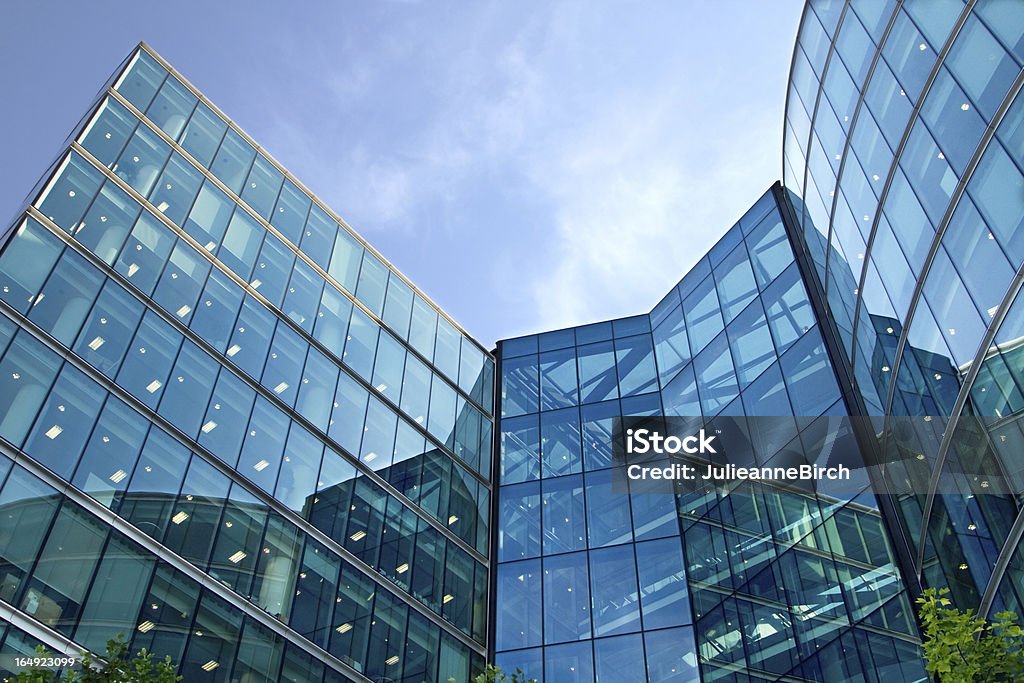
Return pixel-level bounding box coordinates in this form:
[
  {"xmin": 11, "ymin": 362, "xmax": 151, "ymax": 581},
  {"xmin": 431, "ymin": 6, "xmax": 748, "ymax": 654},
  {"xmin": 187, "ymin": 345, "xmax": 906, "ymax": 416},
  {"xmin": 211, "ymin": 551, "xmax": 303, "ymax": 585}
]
[
  {"xmin": 0, "ymin": 45, "xmax": 494, "ymax": 682},
  {"xmin": 783, "ymin": 0, "xmax": 1024, "ymax": 624},
  {"xmin": 493, "ymin": 191, "xmax": 925, "ymax": 682}
]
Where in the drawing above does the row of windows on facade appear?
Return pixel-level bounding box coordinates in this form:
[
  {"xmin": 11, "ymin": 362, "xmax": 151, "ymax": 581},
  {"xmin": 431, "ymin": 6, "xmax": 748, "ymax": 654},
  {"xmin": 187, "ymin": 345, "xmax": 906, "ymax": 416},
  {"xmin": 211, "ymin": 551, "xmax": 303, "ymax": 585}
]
[
  {"xmin": 40, "ymin": 138, "xmax": 494, "ymax": 480},
  {"xmin": 0, "ymin": 459, "xmax": 484, "ymax": 682},
  {"xmin": 105, "ymin": 49, "xmax": 495, "ymax": 409},
  {"xmin": 786, "ymin": 0, "xmax": 1024, "ymax": 617},
  {"xmin": 0, "ymin": 212, "xmax": 493, "ymax": 558},
  {"xmin": 0, "ymin": 318, "xmax": 488, "ymax": 642}
]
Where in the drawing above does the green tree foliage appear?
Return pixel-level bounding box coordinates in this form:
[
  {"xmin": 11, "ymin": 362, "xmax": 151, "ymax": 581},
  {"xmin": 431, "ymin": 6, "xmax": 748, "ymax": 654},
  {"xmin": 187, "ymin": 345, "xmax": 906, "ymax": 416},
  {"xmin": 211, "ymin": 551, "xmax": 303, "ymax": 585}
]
[
  {"xmin": 447, "ymin": 663, "xmax": 537, "ymax": 683},
  {"xmin": 8, "ymin": 636, "xmax": 180, "ymax": 683},
  {"xmin": 917, "ymin": 587, "xmax": 1024, "ymax": 682}
]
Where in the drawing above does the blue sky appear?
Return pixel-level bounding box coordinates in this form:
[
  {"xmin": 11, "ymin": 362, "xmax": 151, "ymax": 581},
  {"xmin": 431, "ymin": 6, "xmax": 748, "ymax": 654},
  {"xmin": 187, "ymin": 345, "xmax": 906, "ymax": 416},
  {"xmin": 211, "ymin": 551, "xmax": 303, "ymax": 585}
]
[{"xmin": 1, "ymin": 1, "xmax": 803, "ymax": 347}]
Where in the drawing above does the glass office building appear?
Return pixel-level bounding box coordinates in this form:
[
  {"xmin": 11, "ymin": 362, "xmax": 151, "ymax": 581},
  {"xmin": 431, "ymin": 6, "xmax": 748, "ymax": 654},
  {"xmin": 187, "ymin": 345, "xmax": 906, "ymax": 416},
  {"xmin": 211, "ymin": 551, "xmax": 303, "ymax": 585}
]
[
  {"xmin": 493, "ymin": 188, "xmax": 926, "ymax": 682},
  {"xmin": 0, "ymin": 44, "xmax": 495, "ymax": 682},
  {"xmin": 783, "ymin": 0, "xmax": 1024, "ymax": 624}
]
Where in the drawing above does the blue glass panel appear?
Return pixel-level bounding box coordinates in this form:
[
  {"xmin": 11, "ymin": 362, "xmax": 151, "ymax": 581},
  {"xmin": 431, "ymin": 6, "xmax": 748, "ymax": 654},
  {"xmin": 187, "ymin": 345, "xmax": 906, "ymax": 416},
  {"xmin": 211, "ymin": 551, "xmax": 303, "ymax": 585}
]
[
  {"xmin": 540, "ymin": 347, "xmax": 578, "ymax": 410},
  {"xmin": 226, "ymin": 297, "xmax": 275, "ymax": 380},
  {"xmin": 539, "ymin": 328, "xmax": 575, "ymax": 351},
  {"xmin": 180, "ymin": 102, "xmax": 227, "ymax": 168},
  {"xmin": 409, "ymin": 295, "xmax": 438, "ymax": 362},
  {"xmin": 577, "ymin": 341, "xmax": 618, "ymax": 405},
  {"xmin": 74, "ymin": 281, "xmax": 144, "ymax": 379},
  {"xmin": 183, "ymin": 181, "xmax": 233, "ymax": 250},
  {"xmin": 501, "ymin": 335, "xmax": 539, "ymax": 358},
  {"xmin": 636, "ymin": 537, "xmax": 690, "ymax": 629},
  {"xmin": 714, "ymin": 241, "xmax": 758, "ymax": 323},
  {"xmin": 251, "ymin": 235, "xmax": 294, "ymax": 307},
  {"xmin": 499, "ymin": 482, "xmax": 541, "ymax": 562},
  {"xmin": 399, "ymin": 353, "xmax": 431, "ymax": 428},
  {"xmin": 149, "ymin": 154, "xmax": 204, "ymax": 228},
  {"xmin": 683, "ymin": 276, "xmax": 724, "ymax": 355},
  {"xmin": 114, "ymin": 125, "xmax": 170, "ymax": 197},
  {"xmin": 152, "ymin": 242, "xmax": 210, "ymax": 326},
  {"xmin": 29, "ymin": 248, "xmax": 104, "ymax": 346},
  {"xmin": 694, "ymin": 332, "xmax": 738, "ymax": 416},
  {"xmin": 262, "ymin": 323, "xmax": 305, "ymax": 406},
  {"xmin": 500, "ymin": 414, "xmax": 539, "ymax": 484},
  {"xmin": 276, "ymin": 424, "xmax": 324, "ymax": 514},
  {"xmin": 645, "ymin": 626, "xmax": 699, "ymax": 682},
  {"xmin": 360, "ymin": 397, "xmax": 397, "ymax": 471},
  {"xmin": 115, "ymin": 50, "xmax": 166, "ymax": 111},
  {"xmin": 382, "ymin": 273, "xmax": 413, "ymax": 341},
  {"xmin": 210, "ymin": 129, "xmax": 256, "ymax": 195},
  {"xmin": 270, "ymin": 179, "xmax": 310, "ymax": 245},
  {"xmin": 581, "ymin": 400, "xmax": 618, "ymax": 471},
  {"xmin": 328, "ymin": 230, "xmax": 362, "ymax": 293},
  {"xmin": 158, "ymin": 341, "xmax": 218, "ymax": 436},
  {"xmin": 146, "ymin": 75, "xmax": 196, "ymax": 141},
  {"xmin": 295, "ymin": 347, "xmax": 337, "ymax": 432},
  {"xmin": 585, "ymin": 468, "xmax": 632, "ymax": 547},
  {"xmin": 313, "ymin": 285, "xmax": 351, "ymax": 353},
  {"xmin": 72, "ymin": 397, "xmax": 148, "ymax": 508},
  {"xmin": 237, "ymin": 396, "xmax": 288, "ymax": 492},
  {"xmin": 543, "ymin": 551, "xmax": 591, "ymax": 643},
  {"xmin": 0, "ymin": 219, "xmax": 65, "ymax": 315},
  {"xmin": 594, "ymin": 634, "xmax": 645, "ymax": 683},
  {"xmin": 329, "ymin": 372, "xmax": 368, "ymax": 456},
  {"xmin": 23, "ymin": 365, "xmax": 105, "ymax": 478},
  {"xmin": 427, "ymin": 374, "xmax": 457, "ymax": 447},
  {"xmin": 541, "ymin": 407, "xmax": 581, "ymax": 478},
  {"xmin": 241, "ymin": 155, "xmax": 284, "ymax": 220},
  {"xmin": 502, "ymin": 354, "xmax": 539, "ymax": 418},
  {"xmin": 198, "ymin": 369, "xmax": 254, "ymax": 464},
  {"xmin": 355, "ymin": 251, "xmax": 389, "ymax": 317},
  {"xmin": 781, "ymin": 327, "xmax": 841, "ymax": 417},
  {"xmin": 188, "ymin": 270, "xmax": 239, "ymax": 352},
  {"xmin": 727, "ymin": 299, "xmax": 775, "ymax": 385},
  {"xmin": 343, "ymin": 307, "xmax": 378, "ymax": 381},
  {"xmin": 81, "ymin": 98, "xmax": 138, "ymax": 167},
  {"xmin": 299, "ymin": 204, "xmax": 336, "ymax": 271},
  {"xmin": 545, "ymin": 640, "xmax": 593, "ymax": 683},
  {"xmin": 37, "ymin": 155, "xmax": 105, "ymax": 234},
  {"xmin": 433, "ymin": 317, "xmax": 461, "ymax": 382},
  {"xmin": 947, "ymin": 14, "xmax": 1019, "ymax": 120},
  {"xmin": 590, "ymin": 544, "xmax": 641, "ymax": 636},
  {"xmin": 496, "ymin": 559, "xmax": 543, "ymax": 651},
  {"xmin": 77, "ymin": 181, "xmax": 140, "ymax": 265},
  {"xmin": 542, "ymin": 474, "xmax": 585, "ymax": 555},
  {"xmin": 281, "ymin": 259, "xmax": 322, "ymax": 333},
  {"xmin": 614, "ymin": 334, "xmax": 658, "ymax": 397},
  {"xmin": 116, "ymin": 311, "xmax": 179, "ymax": 409}
]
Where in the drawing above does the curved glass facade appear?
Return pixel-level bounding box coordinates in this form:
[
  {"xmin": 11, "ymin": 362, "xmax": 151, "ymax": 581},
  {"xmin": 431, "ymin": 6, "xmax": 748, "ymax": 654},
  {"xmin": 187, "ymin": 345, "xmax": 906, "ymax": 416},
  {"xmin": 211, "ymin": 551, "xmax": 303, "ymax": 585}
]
[
  {"xmin": 0, "ymin": 45, "xmax": 494, "ymax": 682},
  {"xmin": 493, "ymin": 190, "xmax": 926, "ymax": 682},
  {"xmin": 784, "ymin": 0, "xmax": 1024, "ymax": 621}
]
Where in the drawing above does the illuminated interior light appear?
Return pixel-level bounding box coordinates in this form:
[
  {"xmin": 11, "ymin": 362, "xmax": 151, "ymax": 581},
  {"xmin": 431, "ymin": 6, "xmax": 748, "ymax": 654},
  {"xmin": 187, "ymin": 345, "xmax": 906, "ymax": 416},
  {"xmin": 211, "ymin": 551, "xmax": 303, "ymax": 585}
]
[
  {"xmin": 961, "ymin": 103, "xmax": 970, "ymax": 111},
  {"xmin": 336, "ymin": 623, "xmax": 352, "ymax": 633},
  {"xmin": 176, "ymin": 305, "xmax": 191, "ymax": 317},
  {"xmin": 395, "ymin": 563, "xmax": 409, "ymax": 574},
  {"xmin": 201, "ymin": 420, "xmax": 218, "ymax": 433},
  {"xmin": 88, "ymin": 336, "xmax": 105, "ymax": 351},
  {"xmin": 157, "ymin": 201, "xmax": 170, "ymax": 213},
  {"xmin": 350, "ymin": 530, "xmax": 366, "ymax": 542},
  {"xmin": 146, "ymin": 380, "xmax": 162, "ymax": 393},
  {"xmin": 250, "ymin": 278, "xmax": 262, "ymax": 289},
  {"xmin": 109, "ymin": 469, "xmax": 128, "ymax": 483},
  {"xmin": 226, "ymin": 344, "xmax": 241, "ymax": 357},
  {"xmin": 204, "ymin": 241, "xmax": 216, "ymax": 251},
  {"xmin": 171, "ymin": 511, "xmax": 189, "ymax": 525},
  {"xmin": 443, "ymin": 594, "xmax": 454, "ymax": 604},
  {"xmin": 127, "ymin": 263, "xmax": 140, "ymax": 277},
  {"xmin": 385, "ymin": 656, "xmax": 399, "ymax": 666},
  {"xmin": 274, "ymin": 382, "xmax": 289, "ymax": 394},
  {"xmin": 448, "ymin": 515, "xmax": 459, "ymax": 525},
  {"xmin": 201, "ymin": 661, "xmax": 219, "ymax": 672},
  {"xmin": 45, "ymin": 425, "xmax": 63, "ymax": 440},
  {"xmin": 363, "ymin": 452, "xmax": 377, "ymax": 462},
  {"xmin": 253, "ymin": 459, "xmax": 270, "ymax": 472},
  {"xmin": 137, "ymin": 621, "xmax": 155, "ymax": 633},
  {"xmin": 228, "ymin": 551, "xmax": 247, "ymax": 564}
]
